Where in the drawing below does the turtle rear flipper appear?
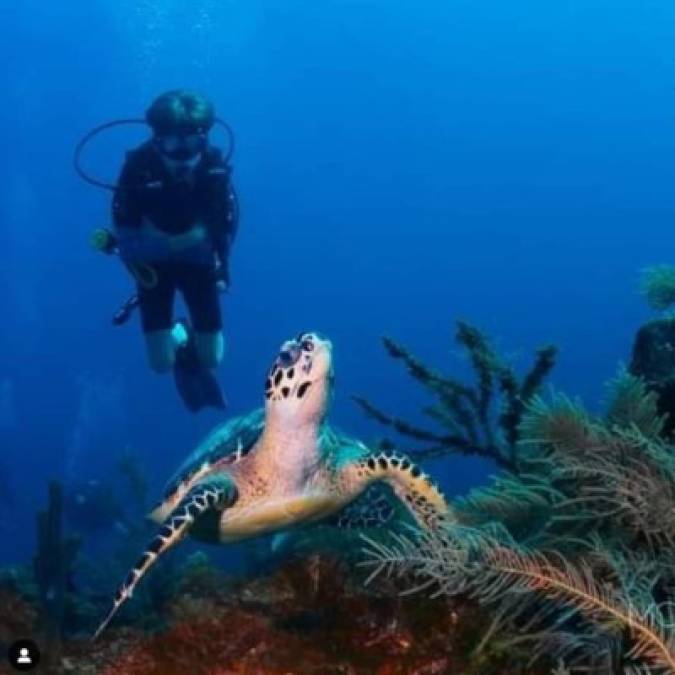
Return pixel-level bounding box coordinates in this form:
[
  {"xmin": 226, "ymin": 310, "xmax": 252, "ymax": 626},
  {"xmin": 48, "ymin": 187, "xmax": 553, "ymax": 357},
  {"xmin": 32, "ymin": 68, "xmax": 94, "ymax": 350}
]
[
  {"xmin": 329, "ymin": 485, "xmax": 397, "ymax": 530},
  {"xmin": 340, "ymin": 450, "xmax": 454, "ymax": 532},
  {"xmin": 92, "ymin": 477, "xmax": 237, "ymax": 640}
]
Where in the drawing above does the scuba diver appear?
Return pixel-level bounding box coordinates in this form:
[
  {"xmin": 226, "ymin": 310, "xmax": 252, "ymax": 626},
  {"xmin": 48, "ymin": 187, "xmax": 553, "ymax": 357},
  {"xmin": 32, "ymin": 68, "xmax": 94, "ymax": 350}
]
[{"xmin": 78, "ymin": 90, "xmax": 237, "ymax": 412}]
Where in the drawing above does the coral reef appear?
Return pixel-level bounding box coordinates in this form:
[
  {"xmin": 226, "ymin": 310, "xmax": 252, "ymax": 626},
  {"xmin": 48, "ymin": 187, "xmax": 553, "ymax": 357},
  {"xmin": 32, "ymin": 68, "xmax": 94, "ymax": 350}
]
[
  {"xmin": 50, "ymin": 555, "xmax": 549, "ymax": 674},
  {"xmin": 362, "ymin": 370, "xmax": 675, "ymax": 672},
  {"xmin": 8, "ymin": 318, "xmax": 675, "ymax": 673},
  {"xmin": 0, "ymin": 581, "xmax": 38, "ymax": 647},
  {"xmin": 353, "ymin": 321, "xmax": 557, "ymax": 472}
]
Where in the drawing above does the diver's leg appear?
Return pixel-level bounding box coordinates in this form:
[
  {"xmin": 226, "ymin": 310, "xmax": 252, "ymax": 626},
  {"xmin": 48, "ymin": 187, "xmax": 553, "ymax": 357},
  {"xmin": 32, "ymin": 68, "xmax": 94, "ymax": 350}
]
[
  {"xmin": 92, "ymin": 475, "xmax": 237, "ymax": 640},
  {"xmin": 338, "ymin": 450, "xmax": 454, "ymax": 532},
  {"xmin": 171, "ymin": 265, "xmax": 226, "ymax": 410},
  {"xmin": 180, "ymin": 264, "xmax": 224, "ymax": 369},
  {"xmin": 194, "ymin": 331, "xmax": 225, "ymax": 369},
  {"xmin": 144, "ymin": 331, "xmax": 176, "ymax": 372},
  {"xmin": 138, "ymin": 265, "xmax": 178, "ymax": 373}
]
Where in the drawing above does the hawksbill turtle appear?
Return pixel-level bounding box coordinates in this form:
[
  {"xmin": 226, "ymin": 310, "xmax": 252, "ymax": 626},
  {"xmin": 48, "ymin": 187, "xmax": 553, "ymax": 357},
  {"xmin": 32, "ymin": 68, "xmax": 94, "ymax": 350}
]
[{"xmin": 94, "ymin": 332, "xmax": 454, "ymax": 638}]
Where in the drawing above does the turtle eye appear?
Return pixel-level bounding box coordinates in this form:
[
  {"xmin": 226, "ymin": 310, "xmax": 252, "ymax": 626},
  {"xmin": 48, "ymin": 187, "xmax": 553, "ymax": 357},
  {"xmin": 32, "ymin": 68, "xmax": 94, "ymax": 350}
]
[
  {"xmin": 301, "ymin": 339, "xmax": 314, "ymax": 352},
  {"xmin": 277, "ymin": 344, "xmax": 302, "ymax": 367}
]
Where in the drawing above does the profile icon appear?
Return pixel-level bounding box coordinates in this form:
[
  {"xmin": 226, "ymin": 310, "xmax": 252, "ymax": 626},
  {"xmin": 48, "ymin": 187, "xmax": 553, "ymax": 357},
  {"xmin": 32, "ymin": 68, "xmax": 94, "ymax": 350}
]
[
  {"xmin": 17, "ymin": 648, "xmax": 31, "ymax": 664},
  {"xmin": 7, "ymin": 639, "xmax": 40, "ymax": 671}
]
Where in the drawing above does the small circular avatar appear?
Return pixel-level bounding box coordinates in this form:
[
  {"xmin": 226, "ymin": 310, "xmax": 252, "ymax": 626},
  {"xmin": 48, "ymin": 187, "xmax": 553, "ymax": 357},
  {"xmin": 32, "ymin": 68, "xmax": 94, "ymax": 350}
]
[
  {"xmin": 7, "ymin": 639, "xmax": 40, "ymax": 671},
  {"xmin": 94, "ymin": 332, "xmax": 454, "ymax": 638}
]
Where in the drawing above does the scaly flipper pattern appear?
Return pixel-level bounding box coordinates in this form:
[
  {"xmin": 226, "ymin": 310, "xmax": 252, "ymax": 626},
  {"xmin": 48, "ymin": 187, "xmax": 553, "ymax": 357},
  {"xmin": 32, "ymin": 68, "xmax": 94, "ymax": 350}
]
[
  {"xmin": 92, "ymin": 477, "xmax": 237, "ymax": 640},
  {"xmin": 340, "ymin": 449, "xmax": 454, "ymax": 531},
  {"xmin": 329, "ymin": 485, "xmax": 396, "ymax": 529}
]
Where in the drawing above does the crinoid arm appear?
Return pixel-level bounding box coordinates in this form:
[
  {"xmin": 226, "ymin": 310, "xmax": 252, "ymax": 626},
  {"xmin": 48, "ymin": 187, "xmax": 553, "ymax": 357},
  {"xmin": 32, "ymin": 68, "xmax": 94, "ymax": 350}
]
[
  {"xmin": 340, "ymin": 449, "xmax": 454, "ymax": 532},
  {"xmin": 92, "ymin": 475, "xmax": 237, "ymax": 640}
]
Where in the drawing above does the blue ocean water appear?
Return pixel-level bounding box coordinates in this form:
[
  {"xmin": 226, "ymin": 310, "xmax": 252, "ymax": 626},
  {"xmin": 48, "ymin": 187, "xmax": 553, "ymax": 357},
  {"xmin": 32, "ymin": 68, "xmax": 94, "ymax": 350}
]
[{"xmin": 0, "ymin": 0, "xmax": 674, "ymax": 568}]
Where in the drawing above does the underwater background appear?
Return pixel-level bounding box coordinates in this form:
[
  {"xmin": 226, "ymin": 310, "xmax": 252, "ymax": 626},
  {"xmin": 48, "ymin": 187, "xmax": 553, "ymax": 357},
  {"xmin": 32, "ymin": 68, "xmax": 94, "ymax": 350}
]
[{"xmin": 0, "ymin": 0, "xmax": 674, "ymax": 608}]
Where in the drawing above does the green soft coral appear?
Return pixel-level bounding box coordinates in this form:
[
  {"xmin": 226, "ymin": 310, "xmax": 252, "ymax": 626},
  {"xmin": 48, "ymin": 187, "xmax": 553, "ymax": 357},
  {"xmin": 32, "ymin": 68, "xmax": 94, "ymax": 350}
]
[
  {"xmin": 362, "ymin": 370, "xmax": 675, "ymax": 672},
  {"xmin": 640, "ymin": 264, "xmax": 675, "ymax": 311}
]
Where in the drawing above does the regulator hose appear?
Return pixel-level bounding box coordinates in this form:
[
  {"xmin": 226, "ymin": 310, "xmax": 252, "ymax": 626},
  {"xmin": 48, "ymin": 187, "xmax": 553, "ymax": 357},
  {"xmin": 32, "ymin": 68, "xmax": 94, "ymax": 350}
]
[{"xmin": 74, "ymin": 117, "xmax": 236, "ymax": 192}]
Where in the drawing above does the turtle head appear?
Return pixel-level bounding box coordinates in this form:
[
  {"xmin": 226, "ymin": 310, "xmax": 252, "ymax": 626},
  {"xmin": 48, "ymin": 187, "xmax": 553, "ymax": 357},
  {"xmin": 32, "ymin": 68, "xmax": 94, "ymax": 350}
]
[{"xmin": 264, "ymin": 332, "xmax": 333, "ymax": 426}]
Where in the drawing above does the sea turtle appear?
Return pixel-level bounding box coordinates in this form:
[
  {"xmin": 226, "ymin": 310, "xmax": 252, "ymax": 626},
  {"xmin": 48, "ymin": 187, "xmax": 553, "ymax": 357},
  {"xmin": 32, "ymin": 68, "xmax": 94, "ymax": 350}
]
[{"xmin": 94, "ymin": 332, "xmax": 454, "ymax": 638}]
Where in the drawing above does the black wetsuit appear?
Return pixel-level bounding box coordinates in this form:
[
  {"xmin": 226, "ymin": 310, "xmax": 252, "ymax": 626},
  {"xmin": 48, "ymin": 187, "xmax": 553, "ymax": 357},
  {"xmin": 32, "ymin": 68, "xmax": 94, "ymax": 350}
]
[{"xmin": 112, "ymin": 141, "xmax": 236, "ymax": 334}]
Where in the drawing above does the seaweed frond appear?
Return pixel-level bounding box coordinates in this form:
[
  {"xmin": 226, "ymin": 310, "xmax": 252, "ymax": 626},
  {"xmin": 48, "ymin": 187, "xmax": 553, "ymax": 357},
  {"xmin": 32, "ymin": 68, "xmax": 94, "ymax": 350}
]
[
  {"xmin": 640, "ymin": 265, "xmax": 675, "ymax": 311},
  {"xmin": 550, "ymin": 659, "xmax": 571, "ymax": 675},
  {"xmin": 605, "ymin": 369, "xmax": 666, "ymax": 440},
  {"xmin": 518, "ymin": 393, "xmax": 596, "ymax": 456},
  {"xmin": 362, "ymin": 525, "xmax": 675, "ymax": 672},
  {"xmin": 454, "ymin": 470, "xmax": 565, "ymax": 539},
  {"xmin": 484, "ymin": 546, "xmax": 675, "ymax": 673},
  {"xmin": 360, "ymin": 368, "xmax": 675, "ymax": 672}
]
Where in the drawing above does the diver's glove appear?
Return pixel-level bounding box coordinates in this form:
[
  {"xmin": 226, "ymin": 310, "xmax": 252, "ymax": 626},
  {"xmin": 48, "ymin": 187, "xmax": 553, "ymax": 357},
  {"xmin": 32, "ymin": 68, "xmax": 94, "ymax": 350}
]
[{"xmin": 168, "ymin": 224, "xmax": 207, "ymax": 252}]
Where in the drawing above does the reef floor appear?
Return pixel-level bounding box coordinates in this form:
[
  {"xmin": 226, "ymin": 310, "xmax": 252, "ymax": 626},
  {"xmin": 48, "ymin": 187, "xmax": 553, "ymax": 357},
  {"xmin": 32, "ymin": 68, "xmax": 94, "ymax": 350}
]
[{"xmin": 0, "ymin": 554, "xmax": 549, "ymax": 675}]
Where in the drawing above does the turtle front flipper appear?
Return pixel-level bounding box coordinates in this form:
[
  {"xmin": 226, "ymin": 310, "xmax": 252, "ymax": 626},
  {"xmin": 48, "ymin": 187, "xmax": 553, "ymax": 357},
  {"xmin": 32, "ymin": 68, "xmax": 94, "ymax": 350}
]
[
  {"xmin": 340, "ymin": 450, "xmax": 454, "ymax": 531},
  {"xmin": 92, "ymin": 476, "xmax": 237, "ymax": 640}
]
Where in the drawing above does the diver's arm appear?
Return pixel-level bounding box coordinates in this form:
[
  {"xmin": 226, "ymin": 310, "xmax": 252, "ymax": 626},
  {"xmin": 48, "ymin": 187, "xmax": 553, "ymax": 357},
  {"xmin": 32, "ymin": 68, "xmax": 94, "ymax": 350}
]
[
  {"xmin": 112, "ymin": 156, "xmax": 171, "ymax": 264},
  {"xmin": 205, "ymin": 154, "xmax": 237, "ymax": 286},
  {"xmin": 167, "ymin": 224, "xmax": 207, "ymax": 252},
  {"xmin": 115, "ymin": 221, "xmax": 172, "ymax": 264}
]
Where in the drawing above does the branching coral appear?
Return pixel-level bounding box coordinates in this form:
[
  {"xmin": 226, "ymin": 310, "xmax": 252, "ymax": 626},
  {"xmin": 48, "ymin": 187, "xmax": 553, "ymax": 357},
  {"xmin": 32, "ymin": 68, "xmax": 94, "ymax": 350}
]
[
  {"xmin": 361, "ymin": 370, "xmax": 675, "ymax": 673},
  {"xmin": 33, "ymin": 481, "xmax": 81, "ymax": 654},
  {"xmin": 353, "ymin": 321, "xmax": 557, "ymax": 473}
]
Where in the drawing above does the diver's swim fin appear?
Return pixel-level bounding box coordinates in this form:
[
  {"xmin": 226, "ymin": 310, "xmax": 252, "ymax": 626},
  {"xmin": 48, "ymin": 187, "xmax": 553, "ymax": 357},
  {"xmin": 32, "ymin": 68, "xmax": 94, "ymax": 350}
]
[
  {"xmin": 174, "ymin": 363, "xmax": 226, "ymax": 413},
  {"xmin": 173, "ymin": 327, "xmax": 226, "ymax": 413}
]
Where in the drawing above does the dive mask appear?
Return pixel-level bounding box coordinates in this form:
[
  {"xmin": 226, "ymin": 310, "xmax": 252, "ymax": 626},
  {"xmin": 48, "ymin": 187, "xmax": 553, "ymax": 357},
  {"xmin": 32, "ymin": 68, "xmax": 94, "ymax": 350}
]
[{"xmin": 155, "ymin": 130, "xmax": 207, "ymax": 161}]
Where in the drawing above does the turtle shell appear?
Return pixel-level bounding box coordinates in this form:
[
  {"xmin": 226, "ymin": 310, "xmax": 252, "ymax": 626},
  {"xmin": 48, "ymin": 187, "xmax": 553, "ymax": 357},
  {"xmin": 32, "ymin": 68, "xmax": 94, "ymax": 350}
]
[{"xmin": 161, "ymin": 409, "xmax": 265, "ymax": 504}]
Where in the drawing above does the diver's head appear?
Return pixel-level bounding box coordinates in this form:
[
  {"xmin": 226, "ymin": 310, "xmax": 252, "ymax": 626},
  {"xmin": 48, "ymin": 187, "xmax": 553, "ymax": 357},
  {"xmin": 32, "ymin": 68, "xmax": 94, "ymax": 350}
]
[{"xmin": 146, "ymin": 90, "xmax": 215, "ymax": 162}]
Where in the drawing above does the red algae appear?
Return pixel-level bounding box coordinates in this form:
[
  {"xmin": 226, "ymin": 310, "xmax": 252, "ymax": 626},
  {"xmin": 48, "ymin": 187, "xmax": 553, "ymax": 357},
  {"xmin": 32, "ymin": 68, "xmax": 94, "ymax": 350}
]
[
  {"xmin": 0, "ymin": 587, "xmax": 38, "ymax": 645},
  {"xmin": 41, "ymin": 556, "xmax": 548, "ymax": 674}
]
